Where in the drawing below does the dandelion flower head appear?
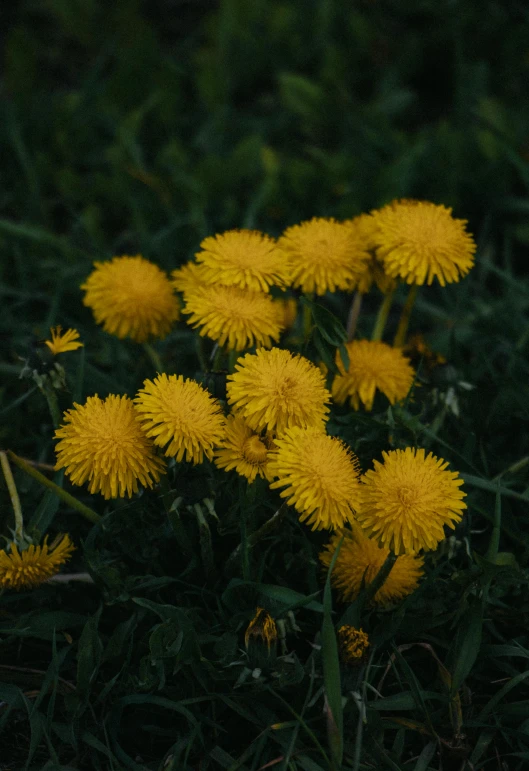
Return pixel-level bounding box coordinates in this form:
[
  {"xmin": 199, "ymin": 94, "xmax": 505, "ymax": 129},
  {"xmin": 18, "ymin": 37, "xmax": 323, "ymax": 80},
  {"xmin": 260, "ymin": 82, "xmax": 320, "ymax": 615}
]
[
  {"xmin": 195, "ymin": 230, "xmax": 290, "ymax": 292},
  {"xmin": 227, "ymin": 347, "xmax": 331, "ymax": 435},
  {"xmin": 278, "ymin": 217, "xmax": 370, "ymax": 295},
  {"xmin": 0, "ymin": 535, "xmax": 75, "ymax": 590},
  {"xmin": 214, "ymin": 414, "xmax": 273, "ymax": 483},
  {"xmin": 268, "ymin": 426, "xmax": 361, "ymax": 530},
  {"xmin": 183, "ymin": 284, "xmax": 284, "ymax": 351},
  {"xmin": 337, "ymin": 625, "xmax": 370, "ymax": 662},
  {"xmin": 332, "ymin": 340, "xmax": 415, "ymax": 411},
  {"xmin": 358, "ymin": 447, "xmax": 467, "ymax": 554},
  {"xmin": 55, "ymin": 395, "xmax": 166, "ymax": 499},
  {"xmin": 320, "ymin": 526, "xmax": 424, "ymax": 605},
  {"xmin": 45, "ymin": 326, "xmax": 83, "ymax": 355},
  {"xmin": 245, "ymin": 607, "xmax": 278, "ymax": 651},
  {"xmin": 135, "ymin": 374, "xmax": 225, "ymax": 464},
  {"xmin": 82, "ymin": 255, "xmax": 179, "ymax": 342},
  {"xmin": 371, "ymin": 200, "xmax": 476, "ymax": 286}
]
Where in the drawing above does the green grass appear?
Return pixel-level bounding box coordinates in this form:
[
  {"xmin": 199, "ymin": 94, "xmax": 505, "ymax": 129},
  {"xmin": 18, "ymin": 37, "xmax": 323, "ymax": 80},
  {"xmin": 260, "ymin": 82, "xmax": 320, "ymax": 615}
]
[{"xmin": 2, "ymin": 1, "xmax": 529, "ymax": 769}]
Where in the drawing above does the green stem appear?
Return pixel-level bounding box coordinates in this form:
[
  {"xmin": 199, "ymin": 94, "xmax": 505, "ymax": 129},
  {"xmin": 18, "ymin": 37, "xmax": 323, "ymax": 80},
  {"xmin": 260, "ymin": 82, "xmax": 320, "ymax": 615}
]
[
  {"xmin": 371, "ymin": 287, "xmax": 396, "ymax": 342},
  {"xmin": 394, "ymin": 284, "xmax": 418, "ymax": 348},
  {"xmin": 346, "ymin": 291, "xmax": 363, "ymax": 341},
  {"xmin": 42, "ymin": 383, "xmax": 62, "ymax": 428},
  {"xmin": 302, "ymin": 296, "xmax": 314, "ymax": 342},
  {"xmin": 143, "ymin": 342, "xmax": 165, "ymax": 373},
  {"xmin": 363, "ymin": 550, "xmax": 398, "ymax": 605},
  {"xmin": 7, "ymin": 451, "xmax": 101, "ymax": 525},
  {"xmin": 211, "ymin": 344, "xmax": 224, "ymax": 371},
  {"xmin": 0, "ymin": 451, "xmax": 24, "ymax": 539},
  {"xmin": 228, "ymin": 349, "xmax": 238, "ymax": 373},
  {"xmin": 225, "ymin": 503, "xmax": 288, "ymax": 573}
]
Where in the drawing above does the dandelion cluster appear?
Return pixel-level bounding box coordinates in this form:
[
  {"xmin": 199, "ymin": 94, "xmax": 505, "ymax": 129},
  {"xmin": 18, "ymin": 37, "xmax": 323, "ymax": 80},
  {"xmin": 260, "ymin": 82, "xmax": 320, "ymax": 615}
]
[{"xmin": 15, "ymin": 197, "xmax": 472, "ymax": 664}]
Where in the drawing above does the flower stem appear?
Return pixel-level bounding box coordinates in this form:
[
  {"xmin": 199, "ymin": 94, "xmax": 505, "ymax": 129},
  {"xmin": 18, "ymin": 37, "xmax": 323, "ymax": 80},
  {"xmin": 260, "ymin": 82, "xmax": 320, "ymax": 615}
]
[
  {"xmin": 143, "ymin": 342, "xmax": 165, "ymax": 374},
  {"xmin": 7, "ymin": 451, "xmax": 101, "ymax": 525},
  {"xmin": 363, "ymin": 550, "xmax": 397, "ymax": 605},
  {"xmin": 393, "ymin": 284, "xmax": 418, "ymax": 347},
  {"xmin": 371, "ymin": 287, "xmax": 396, "ymax": 342},
  {"xmin": 42, "ymin": 382, "xmax": 62, "ymax": 428},
  {"xmin": 303, "ymin": 295, "xmax": 314, "ymax": 342},
  {"xmin": 346, "ymin": 291, "xmax": 363, "ymax": 341},
  {"xmin": 0, "ymin": 451, "xmax": 24, "ymax": 540}
]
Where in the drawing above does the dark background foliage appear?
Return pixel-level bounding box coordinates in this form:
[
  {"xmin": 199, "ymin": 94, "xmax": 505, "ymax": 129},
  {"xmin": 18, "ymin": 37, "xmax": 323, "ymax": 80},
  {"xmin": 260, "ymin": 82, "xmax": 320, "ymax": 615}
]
[{"xmin": 1, "ymin": 1, "xmax": 529, "ymax": 769}]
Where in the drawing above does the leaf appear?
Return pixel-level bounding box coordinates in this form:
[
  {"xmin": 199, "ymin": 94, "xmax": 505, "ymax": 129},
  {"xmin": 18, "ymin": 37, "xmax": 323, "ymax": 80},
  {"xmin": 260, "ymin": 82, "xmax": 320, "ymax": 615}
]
[
  {"xmin": 309, "ymin": 301, "xmax": 347, "ymax": 347},
  {"xmin": 449, "ymin": 595, "xmax": 484, "ymax": 694},
  {"xmin": 321, "ymin": 536, "xmax": 343, "ymax": 766},
  {"xmin": 76, "ymin": 607, "xmax": 103, "ymax": 697}
]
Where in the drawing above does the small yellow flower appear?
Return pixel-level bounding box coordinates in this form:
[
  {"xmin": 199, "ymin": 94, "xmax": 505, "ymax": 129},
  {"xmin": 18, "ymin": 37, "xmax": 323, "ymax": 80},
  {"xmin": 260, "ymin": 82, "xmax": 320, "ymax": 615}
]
[
  {"xmin": 320, "ymin": 526, "xmax": 424, "ymax": 605},
  {"xmin": 135, "ymin": 374, "xmax": 225, "ymax": 464},
  {"xmin": 55, "ymin": 395, "xmax": 165, "ymax": 499},
  {"xmin": 0, "ymin": 535, "xmax": 75, "ymax": 590},
  {"xmin": 332, "ymin": 340, "xmax": 415, "ymax": 411},
  {"xmin": 183, "ymin": 285, "xmax": 284, "ymax": 351},
  {"xmin": 82, "ymin": 255, "xmax": 179, "ymax": 342},
  {"xmin": 214, "ymin": 414, "xmax": 273, "ymax": 483},
  {"xmin": 337, "ymin": 625, "xmax": 370, "ymax": 663},
  {"xmin": 171, "ymin": 261, "xmax": 209, "ymax": 299},
  {"xmin": 268, "ymin": 427, "xmax": 362, "ymax": 530},
  {"xmin": 245, "ymin": 607, "xmax": 278, "ymax": 651},
  {"xmin": 227, "ymin": 347, "xmax": 331, "ymax": 436},
  {"xmin": 195, "ymin": 230, "xmax": 290, "ymax": 292},
  {"xmin": 358, "ymin": 448, "xmax": 467, "ymax": 554},
  {"xmin": 371, "ymin": 200, "xmax": 476, "ymax": 286},
  {"xmin": 45, "ymin": 326, "xmax": 83, "ymax": 355},
  {"xmin": 278, "ymin": 217, "xmax": 370, "ymax": 295}
]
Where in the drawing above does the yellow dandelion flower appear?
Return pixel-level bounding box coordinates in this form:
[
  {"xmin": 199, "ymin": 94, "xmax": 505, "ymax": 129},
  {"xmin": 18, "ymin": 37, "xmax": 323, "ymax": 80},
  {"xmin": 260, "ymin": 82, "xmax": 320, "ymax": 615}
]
[
  {"xmin": 171, "ymin": 261, "xmax": 209, "ymax": 298},
  {"xmin": 337, "ymin": 625, "xmax": 370, "ymax": 662},
  {"xmin": 195, "ymin": 230, "xmax": 290, "ymax": 292},
  {"xmin": 332, "ymin": 340, "xmax": 415, "ymax": 411},
  {"xmin": 268, "ymin": 427, "xmax": 361, "ymax": 530},
  {"xmin": 227, "ymin": 347, "xmax": 330, "ymax": 435},
  {"xmin": 278, "ymin": 217, "xmax": 370, "ymax": 295},
  {"xmin": 45, "ymin": 326, "xmax": 83, "ymax": 355},
  {"xmin": 358, "ymin": 447, "xmax": 467, "ymax": 554},
  {"xmin": 134, "ymin": 374, "xmax": 225, "ymax": 464},
  {"xmin": 320, "ymin": 526, "xmax": 424, "ymax": 605},
  {"xmin": 371, "ymin": 200, "xmax": 476, "ymax": 286},
  {"xmin": 0, "ymin": 534, "xmax": 75, "ymax": 590},
  {"xmin": 214, "ymin": 414, "xmax": 273, "ymax": 483},
  {"xmin": 245, "ymin": 607, "xmax": 278, "ymax": 651},
  {"xmin": 183, "ymin": 285, "xmax": 284, "ymax": 351},
  {"xmin": 82, "ymin": 255, "xmax": 180, "ymax": 342},
  {"xmin": 55, "ymin": 395, "xmax": 165, "ymax": 499}
]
